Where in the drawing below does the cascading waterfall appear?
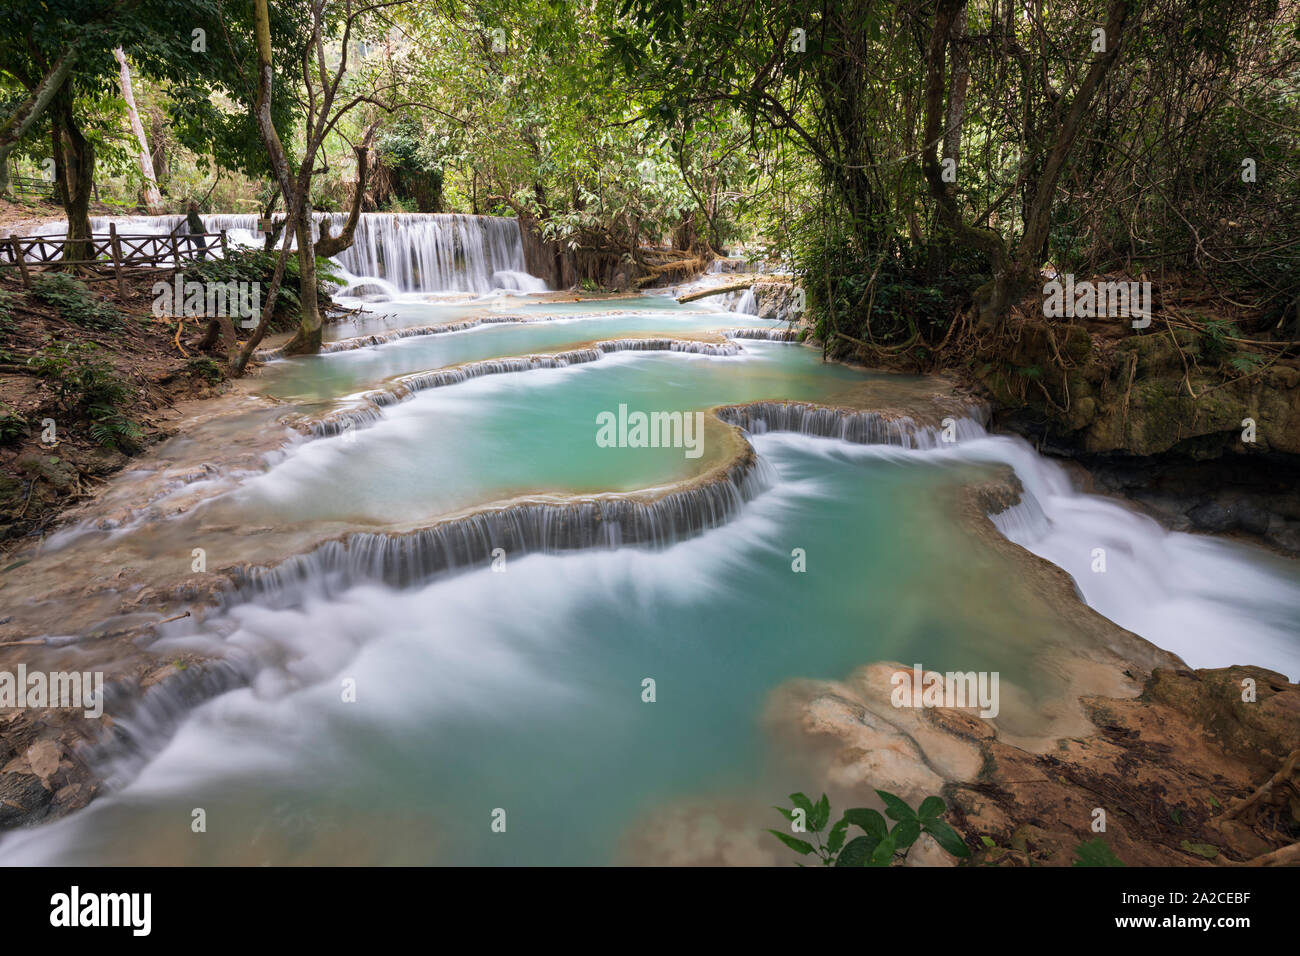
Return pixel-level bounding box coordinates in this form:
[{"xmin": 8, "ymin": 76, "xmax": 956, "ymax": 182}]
[
  {"xmin": 224, "ymin": 444, "xmax": 771, "ymax": 604},
  {"xmin": 718, "ymin": 404, "xmax": 1299, "ymax": 677},
  {"xmin": 724, "ymin": 327, "xmax": 799, "ymax": 341},
  {"xmin": 305, "ymin": 337, "xmax": 743, "ymax": 438},
  {"xmin": 227, "ymin": 404, "xmax": 995, "ymax": 605},
  {"xmin": 41, "ymin": 212, "xmax": 549, "ymax": 296},
  {"xmin": 256, "ymin": 313, "xmax": 549, "ymax": 360},
  {"xmin": 323, "ymin": 213, "xmax": 546, "ymax": 294},
  {"xmin": 2, "ymin": 279, "xmax": 1297, "ymax": 867},
  {"xmin": 716, "ymin": 400, "xmax": 991, "ymax": 446}
]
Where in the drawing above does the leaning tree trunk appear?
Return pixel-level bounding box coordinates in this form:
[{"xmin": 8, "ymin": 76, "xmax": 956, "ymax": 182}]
[
  {"xmin": 921, "ymin": 0, "xmax": 1133, "ymax": 329},
  {"xmin": 0, "ymin": 48, "xmax": 77, "ymax": 196},
  {"xmin": 250, "ymin": 0, "xmax": 321, "ymax": 359},
  {"xmin": 113, "ymin": 48, "xmax": 163, "ymax": 213}
]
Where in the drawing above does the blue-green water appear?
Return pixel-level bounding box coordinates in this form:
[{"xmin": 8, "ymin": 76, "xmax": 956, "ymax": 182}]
[{"xmin": 3, "ymin": 295, "xmax": 1297, "ymax": 866}]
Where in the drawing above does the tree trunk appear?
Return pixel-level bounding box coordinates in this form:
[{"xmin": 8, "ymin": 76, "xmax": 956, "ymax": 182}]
[
  {"xmin": 232, "ymin": 210, "xmax": 301, "ymax": 374},
  {"xmin": 281, "ymin": 211, "xmax": 322, "ymax": 355},
  {"xmin": 250, "ymin": 0, "xmax": 320, "ymax": 359},
  {"xmin": 921, "ymin": 0, "xmax": 1133, "ymax": 328},
  {"xmin": 52, "ymin": 96, "xmax": 94, "ymax": 263},
  {"xmin": 113, "ymin": 49, "xmax": 163, "ymax": 213},
  {"xmin": 943, "ymin": 5, "xmax": 969, "ymax": 169},
  {"xmin": 149, "ymin": 106, "xmax": 168, "ymax": 190}
]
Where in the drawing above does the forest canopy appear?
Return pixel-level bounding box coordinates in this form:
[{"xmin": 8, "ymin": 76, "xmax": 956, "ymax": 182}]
[{"xmin": 1, "ymin": 0, "xmax": 1297, "ymax": 355}]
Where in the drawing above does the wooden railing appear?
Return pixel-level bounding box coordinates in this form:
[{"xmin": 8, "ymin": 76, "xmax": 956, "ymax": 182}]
[
  {"xmin": 1, "ymin": 225, "xmax": 229, "ymax": 294},
  {"xmin": 11, "ymin": 176, "xmax": 55, "ymax": 198}
]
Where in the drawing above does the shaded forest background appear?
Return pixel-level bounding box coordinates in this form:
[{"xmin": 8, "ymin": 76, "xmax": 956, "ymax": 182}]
[{"xmin": 0, "ymin": 0, "xmax": 1296, "ymax": 360}]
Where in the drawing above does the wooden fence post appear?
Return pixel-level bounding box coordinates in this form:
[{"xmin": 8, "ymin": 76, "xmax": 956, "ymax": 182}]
[
  {"xmin": 109, "ymin": 222, "xmax": 126, "ymax": 298},
  {"xmin": 10, "ymin": 235, "xmax": 31, "ymax": 288},
  {"xmin": 220, "ymin": 229, "xmax": 228, "ymax": 257},
  {"xmin": 169, "ymin": 233, "xmax": 180, "ymax": 268}
]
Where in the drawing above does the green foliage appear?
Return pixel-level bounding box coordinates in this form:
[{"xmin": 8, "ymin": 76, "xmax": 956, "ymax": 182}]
[
  {"xmin": 182, "ymin": 246, "xmax": 340, "ymax": 330},
  {"xmin": 30, "ymin": 274, "xmax": 122, "ymax": 332},
  {"xmin": 186, "ymin": 357, "xmax": 223, "ymax": 385},
  {"xmin": 0, "ymin": 289, "xmax": 17, "ymax": 334},
  {"xmin": 374, "ymin": 115, "xmax": 445, "ymax": 213},
  {"xmin": 1180, "ymin": 840, "xmax": 1219, "ymax": 860},
  {"xmin": 1197, "ymin": 319, "xmax": 1238, "ymax": 364},
  {"xmin": 1072, "ymin": 837, "xmax": 1126, "ymax": 867},
  {"xmin": 803, "ymin": 227, "xmax": 990, "ymax": 351},
  {"xmin": 0, "ymin": 404, "xmax": 29, "ymax": 445},
  {"xmin": 769, "ymin": 789, "xmax": 970, "ymax": 866},
  {"xmin": 26, "ymin": 342, "xmax": 140, "ymax": 450},
  {"xmin": 1229, "ymin": 351, "xmax": 1264, "ymax": 375}
]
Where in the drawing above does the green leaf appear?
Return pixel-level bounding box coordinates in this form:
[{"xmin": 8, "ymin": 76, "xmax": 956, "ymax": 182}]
[
  {"xmin": 917, "ymin": 796, "xmax": 946, "ymax": 821},
  {"xmin": 867, "ymin": 834, "xmax": 897, "ymax": 866},
  {"xmin": 841, "ymin": 808, "xmax": 889, "ymax": 840},
  {"xmin": 766, "ymin": 829, "xmax": 815, "ymax": 856},
  {"xmin": 875, "ymin": 789, "xmax": 917, "ymax": 823},
  {"xmin": 980, "ymin": 835, "xmax": 997, "ymax": 848},
  {"xmin": 1180, "ymin": 840, "xmax": 1219, "ymax": 860},
  {"xmin": 835, "ymin": 835, "xmax": 875, "ymax": 867},
  {"xmin": 826, "ymin": 817, "xmax": 850, "ymax": 856},
  {"xmin": 810, "ymin": 793, "xmax": 831, "ymax": 832},
  {"xmin": 922, "ymin": 819, "xmax": 971, "ymax": 858},
  {"xmin": 1072, "ymin": 837, "xmax": 1125, "ymax": 867},
  {"xmin": 891, "ymin": 818, "xmax": 921, "ymax": 849}
]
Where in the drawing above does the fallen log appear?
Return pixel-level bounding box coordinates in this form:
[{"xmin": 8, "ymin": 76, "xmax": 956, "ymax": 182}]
[{"xmin": 676, "ymin": 278, "xmax": 759, "ymax": 303}]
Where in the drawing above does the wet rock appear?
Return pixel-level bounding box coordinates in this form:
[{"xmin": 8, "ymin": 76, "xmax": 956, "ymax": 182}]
[
  {"xmin": 15, "ymin": 450, "xmax": 77, "ymax": 491},
  {"xmin": 1188, "ymin": 499, "xmax": 1236, "ymax": 532},
  {"xmin": 0, "ymin": 770, "xmax": 53, "ymax": 826},
  {"xmin": 1144, "ymin": 666, "xmax": 1300, "ymax": 768}
]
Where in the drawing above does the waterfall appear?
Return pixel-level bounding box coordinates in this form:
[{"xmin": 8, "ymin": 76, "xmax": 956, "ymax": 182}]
[
  {"xmin": 322, "ymin": 213, "xmax": 547, "ymax": 294},
  {"xmin": 225, "ymin": 443, "xmax": 772, "ymax": 603},
  {"xmin": 73, "ymin": 659, "xmax": 256, "ymax": 790},
  {"xmin": 236, "ymin": 402, "xmax": 997, "ymax": 603},
  {"xmin": 255, "ymin": 313, "xmax": 550, "ymax": 360},
  {"xmin": 38, "ymin": 212, "xmax": 548, "ymax": 295},
  {"xmin": 303, "ymin": 338, "xmax": 742, "ymax": 438},
  {"xmin": 715, "ymin": 401, "xmax": 991, "ymax": 446},
  {"xmin": 724, "ymin": 327, "xmax": 799, "ymax": 341}
]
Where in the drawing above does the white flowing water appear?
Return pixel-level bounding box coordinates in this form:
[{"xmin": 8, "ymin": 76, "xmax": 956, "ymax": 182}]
[
  {"xmin": 1, "ymin": 283, "xmax": 1296, "ymax": 864},
  {"xmin": 32, "ymin": 212, "xmax": 549, "ymax": 296}
]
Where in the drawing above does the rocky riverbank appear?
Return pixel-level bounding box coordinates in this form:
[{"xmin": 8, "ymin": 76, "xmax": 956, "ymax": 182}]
[{"xmin": 623, "ymin": 475, "xmax": 1300, "ymax": 866}]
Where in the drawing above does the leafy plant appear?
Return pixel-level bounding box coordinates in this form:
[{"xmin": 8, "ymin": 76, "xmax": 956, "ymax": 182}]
[
  {"xmin": 186, "ymin": 357, "xmax": 223, "ymax": 384},
  {"xmin": 769, "ymin": 790, "xmax": 970, "ymax": 866},
  {"xmin": 1072, "ymin": 837, "xmax": 1126, "ymax": 867},
  {"xmin": 30, "ymin": 273, "xmax": 121, "ymax": 331},
  {"xmin": 1197, "ymin": 319, "xmax": 1238, "ymax": 364},
  {"xmin": 0, "ymin": 404, "xmax": 29, "ymax": 444},
  {"xmin": 182, "ymin": 246, "xmax": 341, "ymax": 330},
  {"xmin": 1229, "ymin": 351, "xmax": 1264, "ymax": 374},
  {"xmin": 27, "ymin": 342, "xmax": 140, "ymax": 450},
  {"xmin": 0, "ymin": 288, "xmax": 17, "ymax": 334}
]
